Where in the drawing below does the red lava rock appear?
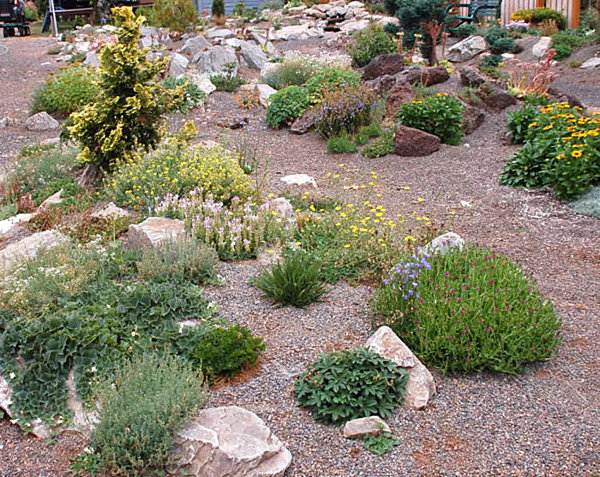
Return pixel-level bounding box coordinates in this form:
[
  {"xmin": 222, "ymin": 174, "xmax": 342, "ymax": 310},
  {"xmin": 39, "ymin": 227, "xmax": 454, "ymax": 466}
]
[
  {"xmin": 362, "ymin": 53, "xmax": 405, "ymax": 81},
  {"xmin": 394, "ymin": 125, "xmax": 441, "ymax": 156}
]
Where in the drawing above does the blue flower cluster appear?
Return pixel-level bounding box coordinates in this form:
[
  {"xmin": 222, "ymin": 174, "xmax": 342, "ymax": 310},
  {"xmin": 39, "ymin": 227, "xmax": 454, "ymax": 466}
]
[{"xmin": 383, "ymin": 253, "xmax": 432, "ymax": 301}]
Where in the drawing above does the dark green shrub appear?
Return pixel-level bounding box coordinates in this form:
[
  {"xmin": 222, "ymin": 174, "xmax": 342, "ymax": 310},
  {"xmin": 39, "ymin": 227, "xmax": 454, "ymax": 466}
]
[
  {"xmin": 327, "ymin": 134, "xmax": 359, "ymax": 154},
  {"xmin": 304, "ymin": 67, "xmax": 362, "ymax": 104},
  {"xmin": 373, "ymin": 248, "xmax": 560, "ymax": 374},
  {"xmin": 387, "ymin": 0, "xmax": 448, "ymax": 63},
  {"xmin": 551, "ymin": 30, "xmax": 587, "ymax": 60},
  {"xmin": 266, "ymin": 86, "xmax": 310, "ymax": 128},
  {"xmin": 349, "ymin": 23, "xmax": 397, "ymax": 67},
  {"xmin": 210, "ymin": 63, "xmax": 245, "ymax": 92},
  {"xmin": 163, "ymin": 77, "xmax": 205, "ymax": 112},
  {"xmin": 362, "ymin": 130, "xmax": 395, "ymax": 158},
  {"xmin": 480, "ymin": 54, "xmax": 503, "ymax": 68},
  {"xmin": 136, "ymin": 239, "xmax": 219, "ymax": 284},
  {"xmin": 295, "ymin": 348, "xmax": 409, "ymax": 424},
  {"xmin": 396, "ymin": 93, "xmax": 464, "ymax": 145},
  {"xmin": 254, "ymin": 252, "xmax": 328, "ymax": 307},
  {"xmin": 485, "ymin": 26, "xmax": 516, "ymax": 54},
  {"xmin": 501, "ymin": 102, "xmax": 600, "ymax": 199},
  {"xmin": 212, "ymin": 0, "xmax": 225, "ymax": 17},
  {"xmin": 315, "ymin": 86, "xmax": 377, "ymax": 138},
  {"xmin": 450, "ymin": 23, "xmax": 477, "ymax": 39},
  {"xmin": 511, "ymin": 7, "xmax": 566, "ymax": 29},
  {"xmin": 31, "ymin": 65, "xmax": 100, "ymax": 117},
  {"xmin": 150, "ymin": 0, "xmax": 197, "ymax": 31},
  {"xmin": 91, "ymin": 353, "xmax": 205, "ymax": 476},
  {"xmin": 189, "ymin": 325, "xmax": 265, "ymax": 379}
]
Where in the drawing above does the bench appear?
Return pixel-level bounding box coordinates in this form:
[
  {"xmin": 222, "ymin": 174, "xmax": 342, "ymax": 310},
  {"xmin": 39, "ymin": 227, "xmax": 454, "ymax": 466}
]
[{"xmin": 446, "ymin": 0, "xmax": 502, "ymax": 25}]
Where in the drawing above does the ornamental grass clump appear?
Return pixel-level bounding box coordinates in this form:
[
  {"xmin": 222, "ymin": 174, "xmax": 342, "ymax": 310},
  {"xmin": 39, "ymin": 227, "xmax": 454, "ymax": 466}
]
[
  {"xmin": 304, "ymin": 67, "xmax": 361, "ymax": 105},
  {"xmin": 372, "ymin": 247, "xmax": 560, "ymax": 374},
  {"xmin": 67, "ymin": 7, "xmax": 186, "ymax": 173},
  {"xmin": 295, "ymin": 348, "xmax": 408, "ymax": 424},
  {"xmin": 501, "ymin": 102, "xmax": 600, "ymax": 200},
  {"xmin": 254, "ymin": 251, "xmax": 328, "ymax": 307},
  {"xmin": 91, "ymin": 353, "xmax": 206, "ymax": 477},
  {"xmin": 396, "ymin": 93, "xmax": 464, "ymax": 145}
]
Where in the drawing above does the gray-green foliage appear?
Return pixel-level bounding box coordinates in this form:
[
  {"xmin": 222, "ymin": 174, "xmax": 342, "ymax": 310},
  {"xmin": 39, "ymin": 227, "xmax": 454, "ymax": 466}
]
[
  {"xmin": 262, "ymin": 58, "xmax": 322, "ymax": 90},
  {"xmin": 91, "ymin": 353, "xmax": 206, "ymax": 476},
  {"xmin": 295, "ymin": 348, "xmax": 408, "ymax": 424},
  {"xmin": 568, "ymin": 186, "xmax": 600, "ymax": 218}
]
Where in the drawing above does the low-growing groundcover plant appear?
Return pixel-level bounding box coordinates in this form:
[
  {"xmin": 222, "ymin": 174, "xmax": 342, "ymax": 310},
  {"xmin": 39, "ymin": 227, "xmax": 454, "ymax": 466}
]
[
  {"xmin": 266, "ymin": 85, "xmax": 310, "ymax": 128},
  {"xmin": 254, "ymin": 252, "xmax": 328, "ymax": 307},
  {"xmin": 396, "ymin": 93, "xmax": 464, "ymax": 145},
  {"xmin": 87, "ymin": 353, "xmax": 206, "ymax": 477},
  {"xmin": 0, "ymin": 241, "xmax": 224, "ymax": 424},
  {"xmin": 349, "ymin": 23, "xmax": 396, "ymax": 67},
  {"xmin": 261, "ymin": 57, "xmax": 323, "ymax": 90},
  {"xmin": 189, "ymin": 325, "xmax": 265, "ymax": 379},
  {"xmin": 372, "ymin": 247, "xmax": 560, "ymax": 374},
  {"xmin": 31, "ymin": 64, "xmax": 100, "ymax": 117},
  {"xmin": 295, "ymin": 348, "xmax": 408, "ymax": 424},
  {"xmin": 501, "ymin": 102, "xmax": 600, "ymax": 200},
  {"xmin": 363, "ymin": 432, "xmax": 401, "ymax": 455}
]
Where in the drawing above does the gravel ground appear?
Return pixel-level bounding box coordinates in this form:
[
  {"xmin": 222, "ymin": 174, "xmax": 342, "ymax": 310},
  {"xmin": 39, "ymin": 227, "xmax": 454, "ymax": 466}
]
[{"xmin": 1, "ymin": 36, "xmax": 599, "ymax": 477}]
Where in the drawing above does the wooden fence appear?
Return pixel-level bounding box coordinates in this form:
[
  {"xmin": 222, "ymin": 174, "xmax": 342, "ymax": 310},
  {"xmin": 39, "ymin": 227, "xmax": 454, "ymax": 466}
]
[{"xmin": 500, "ymin": 0, "xmax": 581, "ymax": 28}]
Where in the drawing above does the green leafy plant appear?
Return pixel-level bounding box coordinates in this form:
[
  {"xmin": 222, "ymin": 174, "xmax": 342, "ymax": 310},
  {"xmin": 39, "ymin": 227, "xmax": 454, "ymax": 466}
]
[
  {"xmin": 295, "ymin": 348, "xmax": 408, "ymax": 424},
  {"xmin": 253, "ymin": 251, "xmax": 328, "ymax": 307},
  {"xmin": 506, "ymin": 96, "xmax": 549, "ymax": 144},
  {"xmin": 189, "ymin": 325, "xmax": 265, "ymax": 379},
  {"xmin": 304, "ymin": 67, "xmax": 361, "ymax": 104},
  {"xmin": 511, "ymin": 7, "xmax": 566, "ymax": 29},
  {"xmin": 373, "ymin": 247, "xmax": 561, "ymax": 374},
  {"xmin": 396, "ymin": 93, "xmax": 464, "ymax": 145},
  {"xmin": 136, "ymin": 239, "xmax": 219, "ymax": 284},
  {"xmin": 349, "ymin": 23, "xmax": 397, "ymax": 67},
  {"xmin": 90, "ymin": 353, "xmax": 206, "ymax": 476},
  {"xmin": 210, "ymin": 63, "xmax": 245, "ymax": 92},
  {"xmin": 551, "ymin": 29, "xmax": 587, "ymax": 60},
  {"xmin": 362, "ymin": 130, "xmax": 395, "ymax": 158},
  {"xmin": 162, "ymin": 77, "xmax": 205, "ymax": 112},
  {"xmin": 149, "ymin": 0, "xmax": 197, "ymax": 31},
  {"xmin": 501, "ymin": 102, "xmax": 600, "ymax": 199},
  {"xmin": 327, "ymin": 134, "xmax": 359, "ymax": 154},
  {"xmin": 31, "ymin": 65, "xmax": 100, "ymax": 117},
  {"xmin": 355, "ymin": 122, "xmax": 383, "ymax": 145},
  {"xmin": 67, "ymin": 7, "xmax": 186, "ymax": 173},
  {"xmin": 315, "ymin": 86, "xmax": 377, "ymax": 139},
  {"xmin": 266, "ymin": 85, "xmax": 310, "ymax": 128},
  {"xmin": 363, "ymin": 432, "xmax": 401, "ymax": 455}
]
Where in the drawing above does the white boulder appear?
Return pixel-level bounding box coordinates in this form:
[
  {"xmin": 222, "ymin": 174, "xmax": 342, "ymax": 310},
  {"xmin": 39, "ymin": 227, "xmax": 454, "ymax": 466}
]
[
  {"xmin": 423, "ymin": 231, "xmax": 465, "ymax": 256},
  {"xmin": 366, "ymin": 326, "xmax": 436, "ymax": 410},
  {"xmin": 532, "ymin": 36, "xmax": 552, "ymax": 59},
  {"xmin": 342, "ymin": 416, "xmax": 391, "ymax": 439},
  {"xmin": 447, "ymin": 35, "xmax": 487, "ymax": 62},
  {"xmin": 168, "ymin": 406, "xmax": 292, "ymax": 477},
  {"xmin": 0, "ymin": 230, "xmax": 70, "ymax": 273},
  {"xmin": 169, "ymin": 52, "xmax": 190, "ymax": 77},
  {"xmin": 128, "ymin": 217, "xmax": 186, "ymax": 248},
  {"xmin": 256, "ymin": 83, "xmax": 277, "ymax": 107},
  {"xmin": 24, "ymin": 112, "xmax": 59, "ymax": 131}
]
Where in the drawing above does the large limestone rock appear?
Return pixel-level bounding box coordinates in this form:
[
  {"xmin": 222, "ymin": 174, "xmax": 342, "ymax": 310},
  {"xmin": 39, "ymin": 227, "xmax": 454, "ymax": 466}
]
[
  {"xmin": 193, "ymin": 46, "xmax": 238, "ymax": 76},
  {"xmin": 186, "ymin": 72, "xmax": 217, "ymax": 96},
  {"xmin": 423, "ymin": 231, "xmax": 465, "ymax": 256},
  {"xmin": 206, "ymin": 28, "xmax": 236, "ymax": 40},
  {"xmin": 447, "ymin": 35, "xmax": 487, "ymax": 62},
  {"xmin": 256, "ymin": 84, "xmax": 277, "ymax": 107},
  {"xmin": 271, "ymin": 24, "xmax": 323, "ymax": 41},
  {"xmin": 168, "ymin": 406, "xmax": 292, "ymax": 477},
  {"xmin": 343, "ymin": 416, "xmax": 391, "ymax": 439},
  {"xmin": 362, "ymin": 53, "xmax": 405, "ymax": 81},
  {"xmin": 394, "ymin": 126, "xmax": 441, "ymax": 157},
  {"xmin": 0, "ymin": 230, "xmax": 70, "ymax": 272},
  {"xmin": 581, "ymin": 57, "xmax": 600, "ymax": 69},
  {"xmin": 91, "ymin": 202, "xmax": 130, "ymax": 220},
  {"xmin": 179, "ymin": 35, "xmax": 211, "ymax": 58},
  {"xmin": 280, "ymin": 174, "xmax": 317, "ymax": 188},
  {"xmin": 24, "ymin": 112, "xmax": 59, "ymax": 131},
  {"xmin": 169, "ymin": 52, "xmax": 189, "ymax": 77},
  {"xmin": 128, "ymin": 217, "xmax": 185, "ymax": 248},
  {"xmin": 366, "ymin": 326, "xmax": 435, "ymax": 409},
  {"xmin": 0, "ymin": 213, "xmax": 34, "ymax": 235},
  {"xmin": 339, "ymin": 19, "xmax": 370, "ymax": 34},
  {"xmin": 240, "ymin": 41, "xmax": 268, "ymax": 70},
  {"xmin": 532, "ymin": 36, "xmax": 552, "ymax": 59}
]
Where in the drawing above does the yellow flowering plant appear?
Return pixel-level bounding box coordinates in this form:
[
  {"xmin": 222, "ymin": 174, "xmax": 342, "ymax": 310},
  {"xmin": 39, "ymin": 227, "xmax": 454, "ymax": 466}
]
[
  {"xmin": 105, "ymin": 133, "xmax": 253, "ymax": 211},
  {"xmin": 501, "ymin": 102, "xmax": 600, "ymax": 199}
]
